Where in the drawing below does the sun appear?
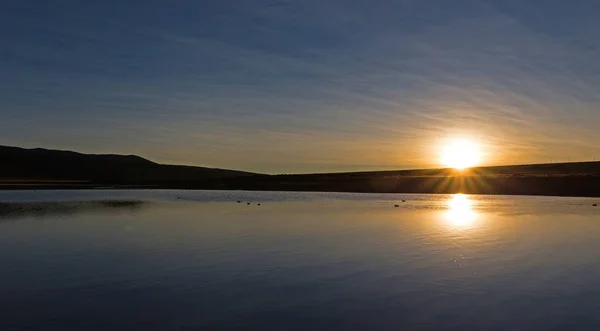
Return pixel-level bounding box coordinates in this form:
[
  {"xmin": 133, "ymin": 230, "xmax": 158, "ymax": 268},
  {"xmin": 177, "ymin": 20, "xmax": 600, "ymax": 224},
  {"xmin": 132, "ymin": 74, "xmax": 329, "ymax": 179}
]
[{"xmin": 441, "ymin": 138, "xmax": 481, "ymax": 170}]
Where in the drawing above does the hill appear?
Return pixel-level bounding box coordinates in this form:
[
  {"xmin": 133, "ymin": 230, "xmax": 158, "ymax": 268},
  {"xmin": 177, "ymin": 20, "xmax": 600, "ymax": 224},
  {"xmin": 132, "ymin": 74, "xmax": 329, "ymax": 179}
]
[
  {"xmin": 250, "ymin": 162, "xmax": 600, "ymax": 196},
  {"xmin": 276, "ymin": 161, "xmax": 600, "ymax": 179},
  {"xmin": 0, "ymin": 145, "xmax": 256, "ymax": 183},
  {"xmin": 2, "ymin": 145, "xmax": 600, "ymax": 197}
]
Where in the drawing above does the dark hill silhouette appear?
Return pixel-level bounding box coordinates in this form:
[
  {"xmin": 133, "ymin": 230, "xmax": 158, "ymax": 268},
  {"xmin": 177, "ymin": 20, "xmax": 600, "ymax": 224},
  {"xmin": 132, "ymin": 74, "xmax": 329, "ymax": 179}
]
[
  {"xmin": 255, "ymin": 162, "xmax": 600, "ymax": 197},
  {"xmin": 276, "ymin": 161, "xmax": 600, "ymax": 179},
  {"xmin": 2, "ymin": 144, "xmax": 600, "ymax": 197},
  {"xmin": 0, "ymin": 145, "xmax": 256, "ymax": 182}
]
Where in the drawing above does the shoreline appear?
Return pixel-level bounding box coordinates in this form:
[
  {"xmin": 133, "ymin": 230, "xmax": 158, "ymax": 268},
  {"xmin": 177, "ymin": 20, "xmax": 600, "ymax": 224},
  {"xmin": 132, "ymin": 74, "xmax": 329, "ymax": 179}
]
[{"xmin": 1, "ymin": 178, "xmax": 600, "ymax": 199}]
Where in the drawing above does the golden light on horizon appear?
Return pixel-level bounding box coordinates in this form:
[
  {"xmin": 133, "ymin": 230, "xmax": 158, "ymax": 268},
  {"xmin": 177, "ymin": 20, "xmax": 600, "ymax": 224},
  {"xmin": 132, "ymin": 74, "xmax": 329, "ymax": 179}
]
[
  {"xmin": 445, "ymin": 194, "xmax": 478, "ymax": 228},
  {"xmin": 441, "ymin": 138, "xmax": 481, "ymax": 170}
]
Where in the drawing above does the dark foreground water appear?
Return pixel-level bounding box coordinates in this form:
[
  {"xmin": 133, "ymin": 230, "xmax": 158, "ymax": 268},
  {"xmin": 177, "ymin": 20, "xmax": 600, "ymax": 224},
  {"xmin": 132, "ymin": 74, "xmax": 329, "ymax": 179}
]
[{"xmin": 1, "ymin": 190, "xmax": 600, "ymax": 331}]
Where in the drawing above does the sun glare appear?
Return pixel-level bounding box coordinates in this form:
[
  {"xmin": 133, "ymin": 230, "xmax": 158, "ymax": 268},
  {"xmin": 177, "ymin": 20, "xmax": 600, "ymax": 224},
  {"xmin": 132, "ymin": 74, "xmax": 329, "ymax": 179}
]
[
  {"xmin": 441, "ymin": 138, "xmax": 481, "ymax": 170},
  {"xmin": 445, "ymin": 194, "xmax": 478, "ymax": 227}
]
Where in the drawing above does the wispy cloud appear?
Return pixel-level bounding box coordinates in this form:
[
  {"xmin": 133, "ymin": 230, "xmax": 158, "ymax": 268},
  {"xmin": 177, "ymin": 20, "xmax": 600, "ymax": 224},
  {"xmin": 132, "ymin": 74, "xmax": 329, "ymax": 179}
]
[{"xmin": 1, "ymin": 0, "xmax": 600, "ymax": 172}]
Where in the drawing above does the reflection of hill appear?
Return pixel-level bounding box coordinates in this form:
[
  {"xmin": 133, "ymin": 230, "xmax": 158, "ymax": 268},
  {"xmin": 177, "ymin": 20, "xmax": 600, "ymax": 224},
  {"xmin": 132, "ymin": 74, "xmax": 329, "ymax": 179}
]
[{"xmin": 0, "ymin": 200, "xmax": 146, "ymax": 220}]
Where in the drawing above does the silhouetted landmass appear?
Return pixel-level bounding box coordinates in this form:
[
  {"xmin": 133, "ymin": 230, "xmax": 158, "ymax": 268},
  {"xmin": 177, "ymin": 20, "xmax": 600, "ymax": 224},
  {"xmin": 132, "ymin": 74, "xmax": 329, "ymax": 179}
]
[
  {"xmin": 255, "ymin": 164, "xmax": 600, "ymax": 197},
  {"xmin": 2, "ymin": 145, "xmax": 600, "ymax": 197},
  {"xmin": 0, "ymin": 145, "xmax": 256, "ymax": 182}
]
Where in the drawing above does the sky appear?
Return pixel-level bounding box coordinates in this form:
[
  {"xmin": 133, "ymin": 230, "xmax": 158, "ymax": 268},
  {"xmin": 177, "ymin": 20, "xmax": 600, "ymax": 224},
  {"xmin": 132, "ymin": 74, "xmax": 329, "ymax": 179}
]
[{"xmin": 2, "ymin": 0, "xmax": 600, "ymax": 174}]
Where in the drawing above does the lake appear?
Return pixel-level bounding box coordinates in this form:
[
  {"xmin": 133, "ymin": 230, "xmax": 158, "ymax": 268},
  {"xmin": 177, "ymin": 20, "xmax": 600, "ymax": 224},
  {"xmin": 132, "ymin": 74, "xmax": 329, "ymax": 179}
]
[{"xmin": 1, "ymin": 190, "xmax": 599, "ymax": 331}]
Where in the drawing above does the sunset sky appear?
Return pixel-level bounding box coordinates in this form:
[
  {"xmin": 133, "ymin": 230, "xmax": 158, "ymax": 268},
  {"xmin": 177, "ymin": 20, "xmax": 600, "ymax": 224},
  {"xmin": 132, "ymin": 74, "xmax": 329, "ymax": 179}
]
[{"xmin": 2, "ymin": 0, "xmax": 600, "ymax": 173}]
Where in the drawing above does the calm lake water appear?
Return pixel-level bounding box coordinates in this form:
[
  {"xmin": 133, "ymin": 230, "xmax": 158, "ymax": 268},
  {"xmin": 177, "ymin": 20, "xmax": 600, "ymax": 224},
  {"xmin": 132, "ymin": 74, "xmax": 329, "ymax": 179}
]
[{"xmin": 1, "ymin": 190, "xmax": 600, "ymax": 331}]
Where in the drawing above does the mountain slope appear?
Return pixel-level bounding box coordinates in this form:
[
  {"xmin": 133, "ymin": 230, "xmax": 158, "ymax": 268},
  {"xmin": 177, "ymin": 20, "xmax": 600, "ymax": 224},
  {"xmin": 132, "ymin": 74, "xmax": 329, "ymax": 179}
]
[{"xmin": 0, "ymin": 145, "xmax": 257, "ymax": 181}]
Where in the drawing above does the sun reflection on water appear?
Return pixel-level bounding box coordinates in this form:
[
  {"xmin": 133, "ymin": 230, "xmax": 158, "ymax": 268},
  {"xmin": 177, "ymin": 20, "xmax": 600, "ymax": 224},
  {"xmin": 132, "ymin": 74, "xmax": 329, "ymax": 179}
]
[{"xmin": 445, "ymin": 194, "xmax": 478, "ymax": 228}]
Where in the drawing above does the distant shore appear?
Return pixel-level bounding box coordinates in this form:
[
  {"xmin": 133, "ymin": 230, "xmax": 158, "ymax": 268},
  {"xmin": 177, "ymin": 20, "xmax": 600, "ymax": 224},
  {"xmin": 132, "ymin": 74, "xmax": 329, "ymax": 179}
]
[
  {"xmin": 2, "ymin": 173, "xmax": 600, "ymax": 198},
  {"xmin": 3, "ymin": 144, "xmax": 600, "ymax": 197}
]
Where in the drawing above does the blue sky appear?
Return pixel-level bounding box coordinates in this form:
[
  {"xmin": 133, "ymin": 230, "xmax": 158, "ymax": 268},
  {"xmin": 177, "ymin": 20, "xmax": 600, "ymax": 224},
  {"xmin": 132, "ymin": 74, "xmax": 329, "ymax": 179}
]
[{"xmin": 2, "ymin": 0, "xmax": 600, "ymax": 173}]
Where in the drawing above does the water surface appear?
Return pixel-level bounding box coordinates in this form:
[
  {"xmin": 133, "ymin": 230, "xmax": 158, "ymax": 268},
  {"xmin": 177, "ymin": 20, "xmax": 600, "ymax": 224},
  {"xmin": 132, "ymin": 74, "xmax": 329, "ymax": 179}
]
[{"xmin": 1, "ymin": 190, "xmax": 599, "ymax": 331}]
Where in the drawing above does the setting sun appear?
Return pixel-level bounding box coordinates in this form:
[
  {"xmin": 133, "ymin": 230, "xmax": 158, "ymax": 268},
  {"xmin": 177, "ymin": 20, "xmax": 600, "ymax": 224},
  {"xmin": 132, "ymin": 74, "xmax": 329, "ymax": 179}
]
[{"xmin": 441, "ymin": 138, "xmax": 481, "ymax": 170}]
